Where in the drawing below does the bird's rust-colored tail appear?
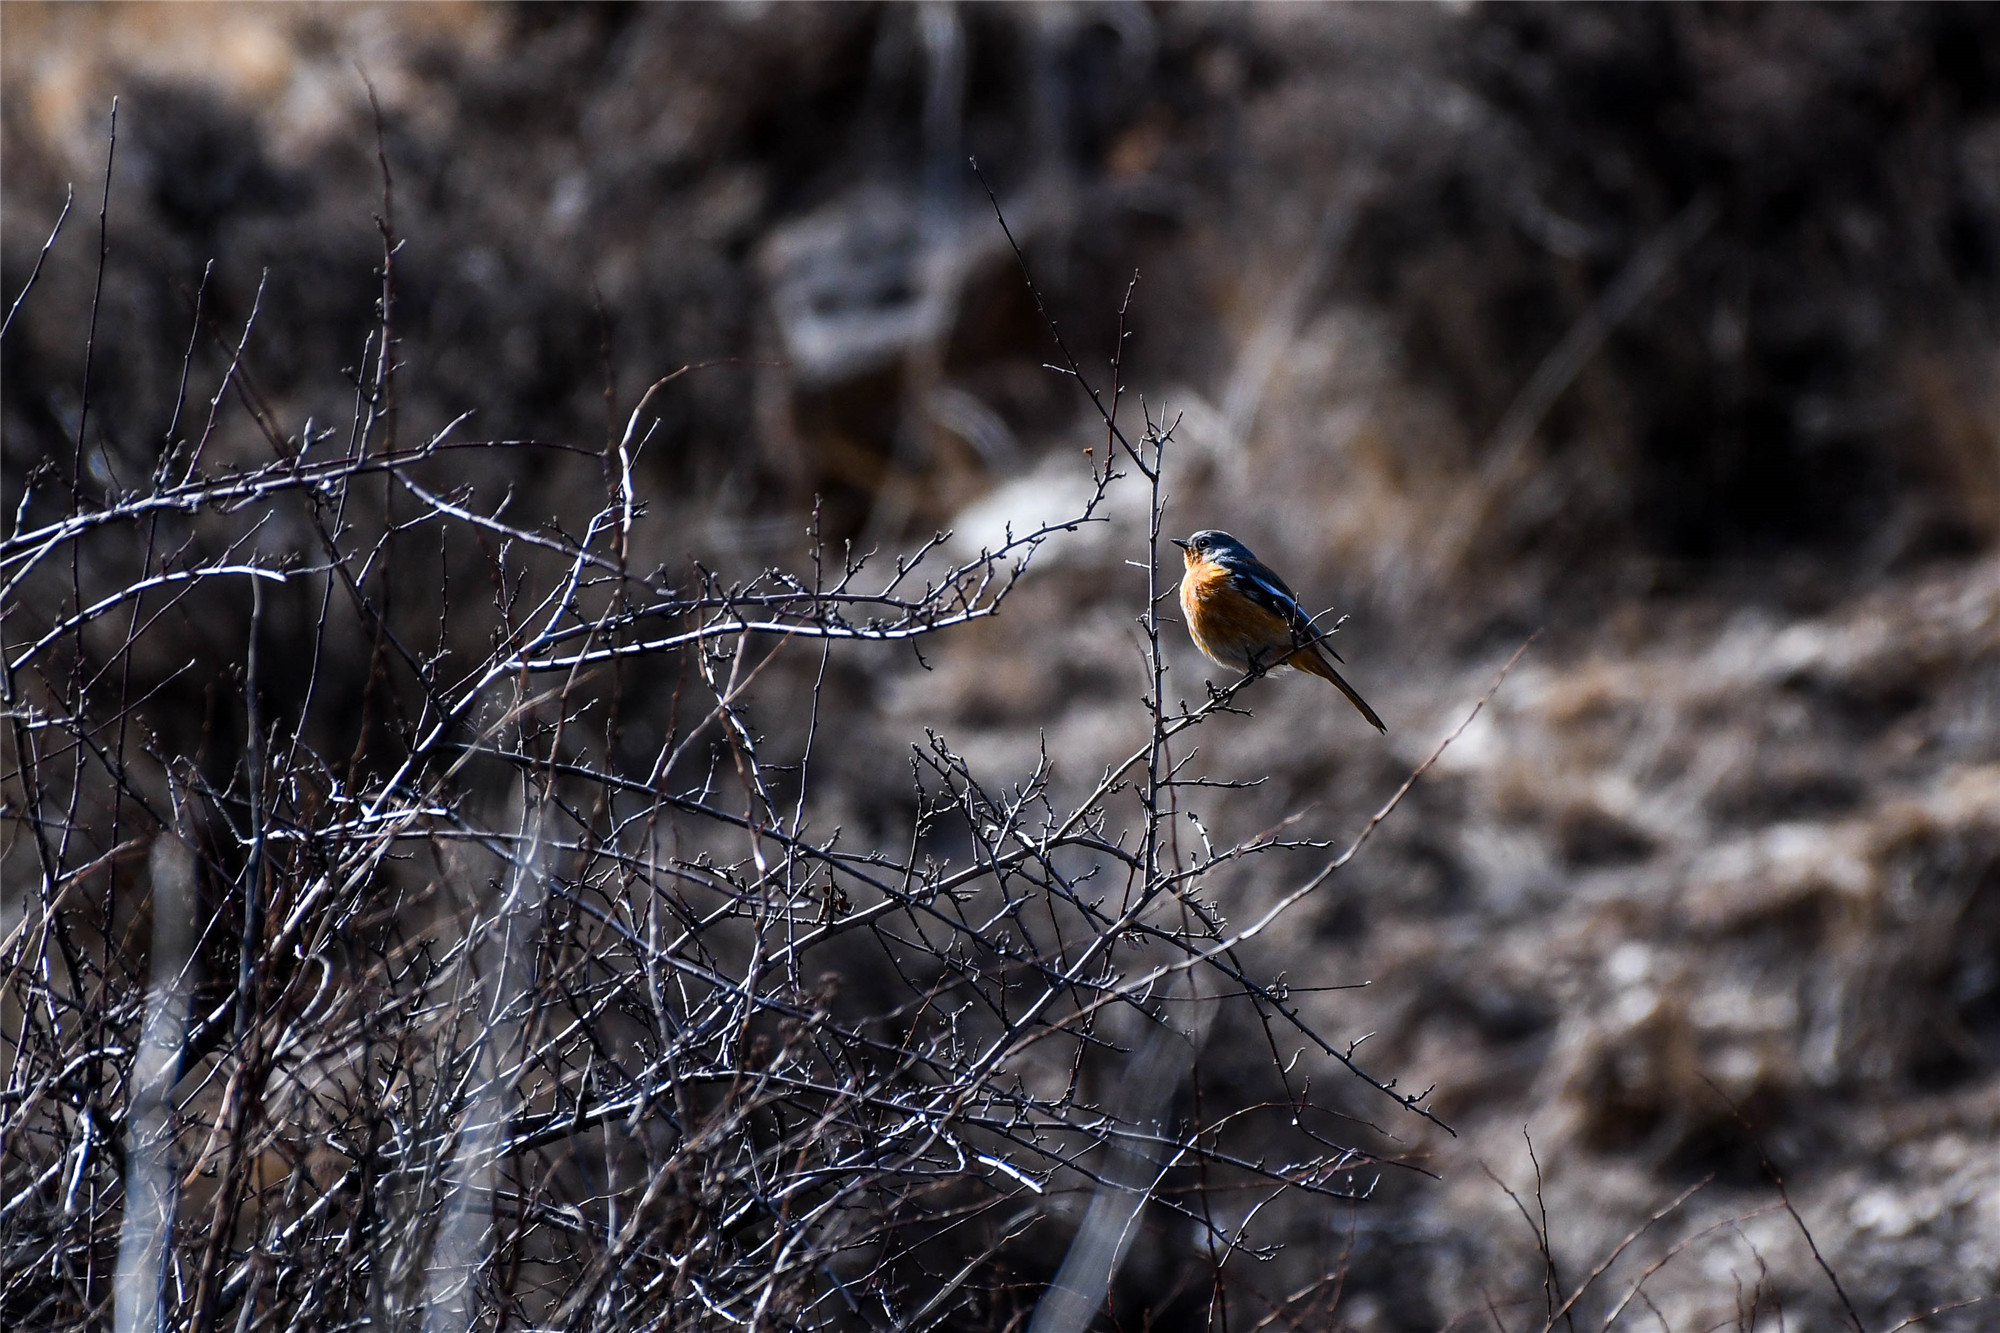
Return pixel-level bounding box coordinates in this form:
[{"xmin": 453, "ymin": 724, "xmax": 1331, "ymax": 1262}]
[{"xmin": 1287, "ymin": 645, "xmax": 1387, "ymax": 732}]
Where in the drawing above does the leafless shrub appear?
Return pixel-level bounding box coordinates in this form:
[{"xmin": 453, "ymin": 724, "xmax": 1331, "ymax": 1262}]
[{"xmin": 1, "ymin": 134, "xmax": 1491, "ymax": 1333}]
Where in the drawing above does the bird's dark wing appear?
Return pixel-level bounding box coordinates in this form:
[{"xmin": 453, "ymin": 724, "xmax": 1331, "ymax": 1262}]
[{"xmin": 1219, "ymin": 554, "xmax": 1345, "ymax": 661}]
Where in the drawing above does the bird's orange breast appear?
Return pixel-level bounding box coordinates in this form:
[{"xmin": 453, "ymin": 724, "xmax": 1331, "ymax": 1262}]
[{"xmin": 1179, "ymin": 557, "xmax": 1291, "ymax": 668}]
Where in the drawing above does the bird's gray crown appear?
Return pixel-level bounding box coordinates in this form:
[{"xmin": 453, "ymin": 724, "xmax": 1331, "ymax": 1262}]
[{"xmin": 1175, "ymin": 529, "xmax": 1255, "ymax": 561}]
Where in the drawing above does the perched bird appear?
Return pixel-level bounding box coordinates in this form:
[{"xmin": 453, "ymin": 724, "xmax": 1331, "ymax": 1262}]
[{"xmin": 1172, "ymin": 529, "xmax": 1386, "ymax": 732}]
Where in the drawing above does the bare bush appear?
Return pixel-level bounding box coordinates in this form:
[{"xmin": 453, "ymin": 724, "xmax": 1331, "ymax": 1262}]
[{"xmin": 0, "ymin": 141, "xmax": 1488, "ymax": 1333}]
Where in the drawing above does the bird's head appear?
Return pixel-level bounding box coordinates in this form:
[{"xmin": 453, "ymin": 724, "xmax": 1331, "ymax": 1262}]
[{"xmin": 1171, "ymin": 530, "xmax": 1254, "ymax": 567}]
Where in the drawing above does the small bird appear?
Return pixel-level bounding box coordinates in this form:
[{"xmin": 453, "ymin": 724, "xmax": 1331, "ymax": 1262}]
[{"xmin": 1172, "ymin": 529, "xmax": 1386, "ymax": 732}]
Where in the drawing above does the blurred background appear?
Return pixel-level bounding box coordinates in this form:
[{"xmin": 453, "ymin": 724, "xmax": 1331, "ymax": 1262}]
[{"xmin": 5, "ymin": 3, "xmax": 1999, "ymax": 1328}]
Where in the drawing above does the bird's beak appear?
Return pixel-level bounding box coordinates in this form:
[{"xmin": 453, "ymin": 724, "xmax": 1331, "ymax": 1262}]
[{"xmin": 1169, "ymin": 538, "xmax": 1189, "ymax": 551}]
